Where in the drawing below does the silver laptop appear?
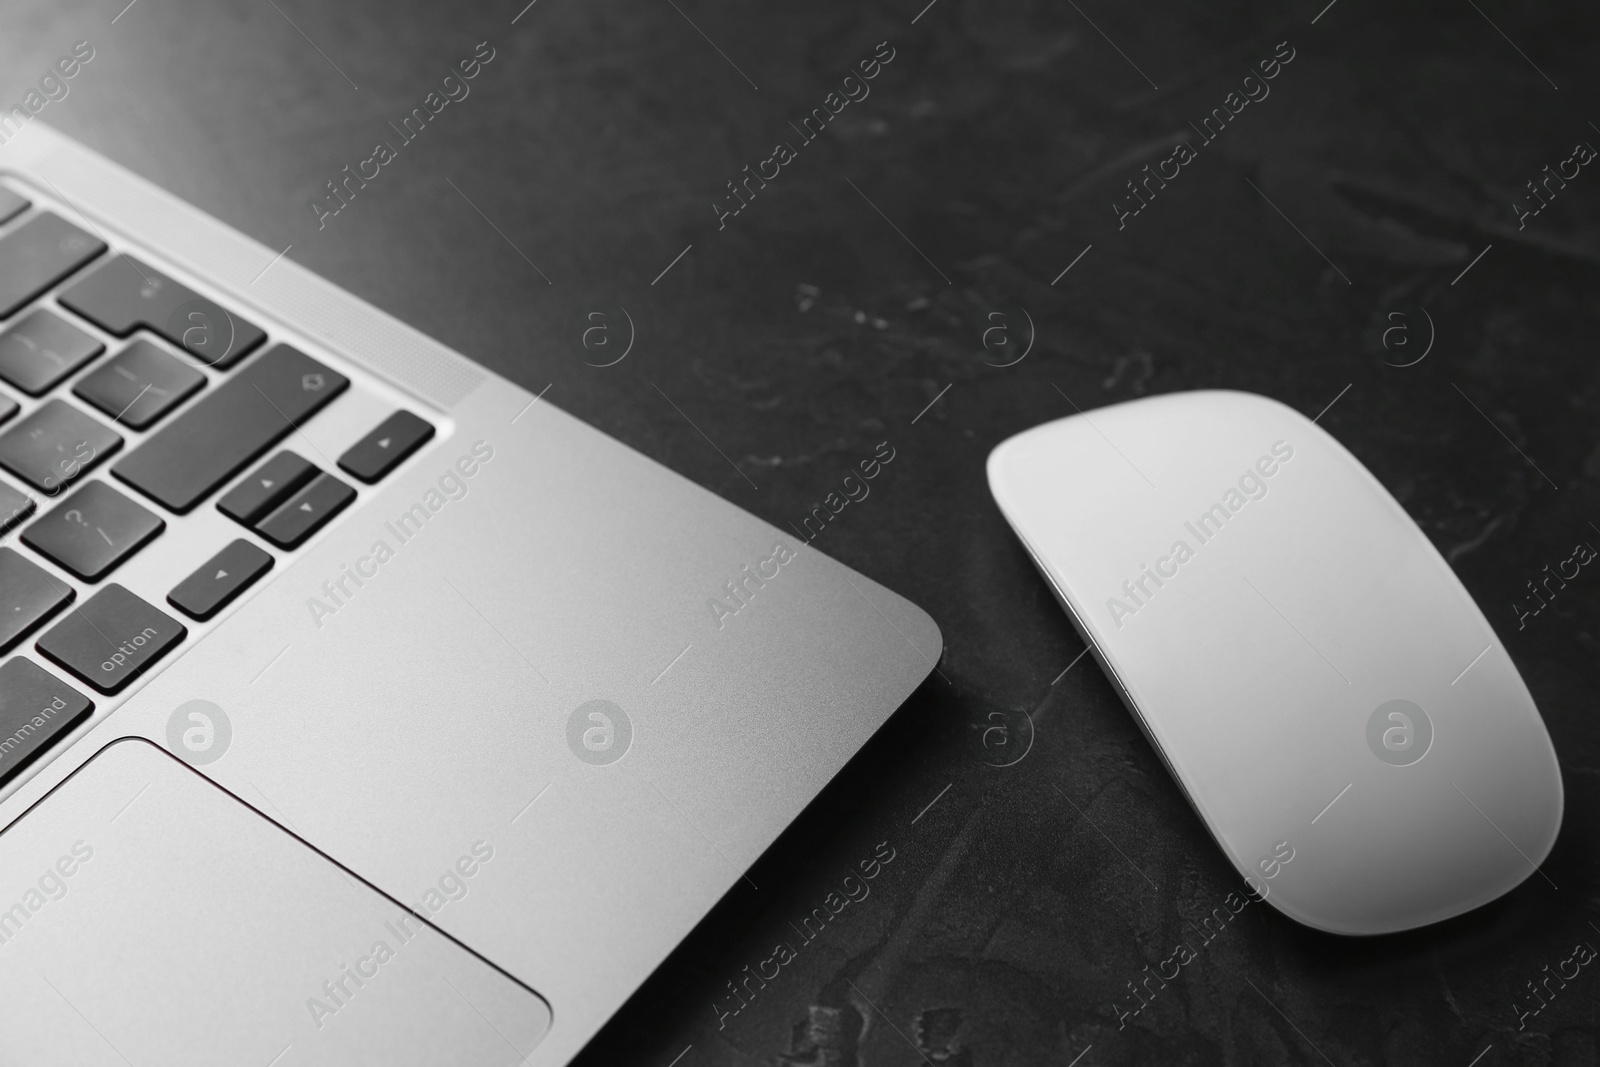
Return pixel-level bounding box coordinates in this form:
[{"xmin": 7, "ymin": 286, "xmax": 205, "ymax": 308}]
[{"xmin": 0, "ymin": 122, "xmax": 941, "ymax": 1065}]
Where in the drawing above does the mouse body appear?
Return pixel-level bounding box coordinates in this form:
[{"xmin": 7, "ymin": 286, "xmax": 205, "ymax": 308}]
[{"xmin": 987, "ymin": 390, "xmax": 1562, "ymax": 935}]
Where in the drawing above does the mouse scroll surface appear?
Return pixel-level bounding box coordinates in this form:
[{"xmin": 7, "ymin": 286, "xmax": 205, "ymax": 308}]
[
  {"xmin": 0, "ymin": 738, "xmax": 551, "ymax": 1066},
  {"xmin": 988, "ymin": 390, "xmax": 1562, "ymax": 935}
]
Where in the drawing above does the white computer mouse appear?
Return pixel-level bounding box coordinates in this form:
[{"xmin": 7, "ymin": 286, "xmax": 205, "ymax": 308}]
[{"xmin": 987, "ymin": 389, "xmax": 1563, "ymax": 935}]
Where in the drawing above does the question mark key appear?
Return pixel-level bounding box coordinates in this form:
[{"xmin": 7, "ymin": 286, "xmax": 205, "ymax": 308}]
[{"xmin": 21, "ymin": 481, "xmax": 165, "ymax": 582}]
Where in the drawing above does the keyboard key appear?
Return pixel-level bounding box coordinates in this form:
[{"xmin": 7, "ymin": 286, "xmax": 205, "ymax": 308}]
[
  {"xmin": 0, "ymin": 212, "xmax": 105, "ymax": 319},
  {"xmin": 113, "ymin": 345, "xmax": 346, "ymax": 513},
  {"xmin": 217, "ymin": 450, "xmax": 317, "ymax": 525},
  {"xmin": 0, "ymin": 478, "xmax": 32, "ymax": 535},
  {"xmin": 0, "ymin": 399, "xmax": 121, "ymax": 493},
  {"xmin": 338, "ymin": 410, "xmax": 434, "ymax": 484},
  {"xmin": 0, "ymin": 392, "xmax": 14, "ymax": 426},
  {"xmin": 0, "ymin": 188, "xmax": 27, "ymax": 225},
  {"xmin": 36, "ymin": 583, "xmax": 186, "ymax": 694},
  {"xmin": 0, "ymin": 657, "xmax": 93, "ymax": 787},
  {"xmin": 255, "ymin": 472, "xmax": 355, "ymax": 549},
  {"xmin": 0, "ymin": 548, "xmax": 74, "ymax": 653},
  {"xmin": 22, "ymin": 480, "xmax": 164, "ymax": 582},
  {"xmin": 167, "ymin": 539, "xmax": 274, "ymax": 620},
  {"xmin": 57, "ymin": 254, "xmax": 264, "ymax": 368},
  {"xmin": 0, "ymin": 308, "xmax": 105, "ymax": 395},
  {"xmin": 73, "ymin": 339, "xmax": 205, "ymax": 430}
]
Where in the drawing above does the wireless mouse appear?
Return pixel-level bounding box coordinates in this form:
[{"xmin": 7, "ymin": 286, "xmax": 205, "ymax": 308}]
[{"xmin": 987, "ymin": 390, "xmax": 1563, "ymax": 935}]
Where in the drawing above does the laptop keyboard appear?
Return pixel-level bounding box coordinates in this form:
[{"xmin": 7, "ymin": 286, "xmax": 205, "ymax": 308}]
[{"xmin": 0, "ymin": 187, "xmax": 435, "ymax": 789}]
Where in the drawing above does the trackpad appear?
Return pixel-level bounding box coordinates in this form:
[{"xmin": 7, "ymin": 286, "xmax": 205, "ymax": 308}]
[{"xmin": 0, "ymin": 738, "xmax": 551, "ymax": 1066}]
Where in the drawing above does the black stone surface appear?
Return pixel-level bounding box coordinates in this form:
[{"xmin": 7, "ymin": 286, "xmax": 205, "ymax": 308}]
[{"xmin": 6, "ymin": 1, "xmax": 1598, "ymax": 1063}]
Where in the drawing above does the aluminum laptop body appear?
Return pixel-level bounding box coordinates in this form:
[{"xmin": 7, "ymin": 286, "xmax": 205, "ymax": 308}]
[{"xmin": 0, "ymin": 122, "xmax": 941, "ymax": 1065}]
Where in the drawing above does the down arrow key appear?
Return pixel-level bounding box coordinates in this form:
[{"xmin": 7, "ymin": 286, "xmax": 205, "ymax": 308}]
[{"xmin": 255, "ymin": 472, "xmax": 356, "ymax": 549}]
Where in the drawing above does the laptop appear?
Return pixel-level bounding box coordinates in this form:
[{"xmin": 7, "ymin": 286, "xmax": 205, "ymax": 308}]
[{"xmin": 0, "ymin": 121, "xmax": 941, "ymax": 1065}]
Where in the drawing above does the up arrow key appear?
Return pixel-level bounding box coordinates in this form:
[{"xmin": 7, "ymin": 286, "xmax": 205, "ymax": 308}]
[
  {"xmin": 217, "ymin": 452, "xmax": 317, "ymax": 528},
  {"xmin": 215, "ymin": 569, "xmax": 228, "ymax": 580}
]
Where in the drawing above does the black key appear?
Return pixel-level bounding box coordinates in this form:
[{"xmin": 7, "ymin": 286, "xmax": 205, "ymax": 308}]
[
  {"xmin": 0, "ymin": 477, "xmax": 31, "ymax": 535},
  {"xmin": 0, "ymin": 399, "xmax": 121, "ymax": 493},
  {"xmin": 0, "ymin": 212, "xmax": 105, "ymax": 319},
  {"xmin": 113, "ymin": 345, "xmax": 347, "ymax": 513},
  {"xmin": 36, "ymin": 584, "xmax": 186, "ymax": 694},
  {"xmin": 338, "ymin": 410, "xmax": 434, "ymax": 484},
  {"xmin": 73, "ymin": 339, "xmax": 205, "ymax": 430},
  {"xmin": 0, "ymin": 188, "xmax": 27, "ymax": 225},
  {"xmin": 0, "ymin": 548, "xmax": 73, "ymax": 653},
  {"xmin": 0, "ymin": 308, "xmax": 105, "ymax": 395},
  {"xmin": 57, "ymin": 254, "xmax": 264, "ymax": 368},
  {"xmin": 168, "ymin": 539, "xmax": 274, "ymax": 621},
  {"xmin": 0, "ymin": 658, "xmax": 93, "ymax": 787},
  {"xmin": 217, "ymin": 450, "xmax": 317, "ymax": 525},
  {"xmin": 22, "ymin": 480, "xmax": 164, "ymax": 582},
  {"xmin": 256, "ymin": 472, "xmax": 355, "ymax": 549}
]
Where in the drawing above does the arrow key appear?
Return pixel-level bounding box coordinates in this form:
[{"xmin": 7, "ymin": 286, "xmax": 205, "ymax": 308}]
[
  {"xmin": 168, "ymin": 538, "xmax": 274, "ymax": 621},
  {"xmin": 217, "ymin": 450, "xmax": 317, "ymax": 526},
  {"xmin": 254, "ymin": 472, "xmax": 355, "ymax": 549},
  {"xmin": 338, "ymin": 409, "xmax": 434, "ymax": 484}
]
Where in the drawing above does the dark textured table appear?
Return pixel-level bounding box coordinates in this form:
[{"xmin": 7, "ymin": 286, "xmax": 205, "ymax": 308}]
[{"xmin": 9, "ymin": 0, "xmax": 1598, "ymax": 1063}]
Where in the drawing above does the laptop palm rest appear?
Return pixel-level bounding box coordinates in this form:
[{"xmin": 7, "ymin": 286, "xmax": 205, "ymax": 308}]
[{"xmin": 0, "ymin": 737, "xmax": 550, "ymax": 1066}]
